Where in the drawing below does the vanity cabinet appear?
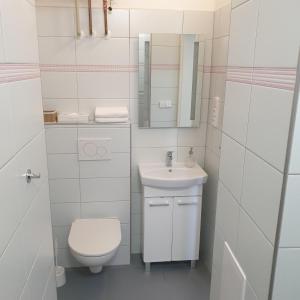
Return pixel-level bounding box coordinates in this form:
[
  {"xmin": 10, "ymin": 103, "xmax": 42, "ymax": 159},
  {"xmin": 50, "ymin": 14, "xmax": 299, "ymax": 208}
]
[
  {"xmin": 172, "ymin": 197, "xmax": 201, "ymax": 261},
  {"xmin": 142, "ymin": 186, "xmax": 202, "ymax": 265},
  {"xmin": 144, "ymin": 198, "xmax": 173, "ymax": 262}
]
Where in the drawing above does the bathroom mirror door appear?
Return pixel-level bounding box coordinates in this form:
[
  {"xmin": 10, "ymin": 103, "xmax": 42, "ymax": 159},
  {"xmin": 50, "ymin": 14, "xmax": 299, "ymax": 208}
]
[{"xmin": 138, "ymin": 33, "xmax": 205, "ymax": 128}]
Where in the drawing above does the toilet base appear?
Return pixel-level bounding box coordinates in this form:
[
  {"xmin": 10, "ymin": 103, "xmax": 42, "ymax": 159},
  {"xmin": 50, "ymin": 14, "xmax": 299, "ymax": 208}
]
[{"xmin": 89, "ymin": 266, "xmax": 103, "ymax": 274}]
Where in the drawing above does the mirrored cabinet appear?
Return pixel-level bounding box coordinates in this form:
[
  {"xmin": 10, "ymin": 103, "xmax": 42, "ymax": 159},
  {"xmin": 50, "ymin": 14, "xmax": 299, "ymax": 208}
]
[{"xmin": 138, "ymin": 33, "xmax": 205, "ymax": 128}]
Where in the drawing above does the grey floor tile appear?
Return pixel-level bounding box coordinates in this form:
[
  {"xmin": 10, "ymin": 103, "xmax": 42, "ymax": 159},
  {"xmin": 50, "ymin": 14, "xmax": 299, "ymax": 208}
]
[
  {"xmin": 106, "ymin": 271, "xmax": 167, "ymax": 300},
  {"xmin": 57, "ymin": 255, "xmax": 211, "ymax": 300},
  {"xmin": 163, "ymin": 268, "xmax": 210, "ymax": 300}
]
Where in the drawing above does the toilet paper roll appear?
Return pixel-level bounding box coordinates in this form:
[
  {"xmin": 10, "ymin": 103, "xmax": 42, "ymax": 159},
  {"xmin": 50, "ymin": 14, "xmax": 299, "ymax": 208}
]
[{"xmin": 56, "ymin": 266, "xmax": 66, "ymax": 288}]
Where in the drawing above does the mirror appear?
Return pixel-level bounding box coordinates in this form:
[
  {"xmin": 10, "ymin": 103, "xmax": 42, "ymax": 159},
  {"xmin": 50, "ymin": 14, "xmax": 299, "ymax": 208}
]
[{"xmin": 138, "ymin": 33, "xmax": 205, "ymax": 128}]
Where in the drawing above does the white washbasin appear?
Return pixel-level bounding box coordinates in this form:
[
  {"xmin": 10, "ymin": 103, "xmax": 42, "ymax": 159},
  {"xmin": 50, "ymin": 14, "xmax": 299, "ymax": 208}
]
[{"xmin": 139, "ymin": 163, "xmax": 208, "ymax": 189}]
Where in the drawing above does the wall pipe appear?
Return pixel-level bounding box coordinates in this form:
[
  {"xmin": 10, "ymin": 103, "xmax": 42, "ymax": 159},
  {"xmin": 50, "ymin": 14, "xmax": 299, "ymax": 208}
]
[
  {"xmin": 103, "ymin": 0, "xmax": 109, "ymax": 35},
  {"xmin": 88, "ymin": 0, "xmax": 93, "ymax": 36},
  {"xmin": 75, "ymin": 0, "xmax": 81, "ymax": 38}
]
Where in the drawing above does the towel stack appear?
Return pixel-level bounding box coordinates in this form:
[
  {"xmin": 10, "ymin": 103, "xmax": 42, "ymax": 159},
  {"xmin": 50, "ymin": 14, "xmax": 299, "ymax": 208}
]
[
  {"xmin": 58, "ymin": 112, "xmax": 89, "ymax": 123},
  {"xmin": 95, "ymin": 106, "xmax": 129, "ymax": 123}
]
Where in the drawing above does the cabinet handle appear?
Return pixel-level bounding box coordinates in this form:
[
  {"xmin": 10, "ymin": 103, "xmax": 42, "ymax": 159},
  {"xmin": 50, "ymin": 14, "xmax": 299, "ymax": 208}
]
[
  {"xmin": 149, "ymin": 201, "xmax": 170, "ymax": 207},
  {"xmin": 177, "ymin": 200, "xmax": 198, "ymax": 206}
]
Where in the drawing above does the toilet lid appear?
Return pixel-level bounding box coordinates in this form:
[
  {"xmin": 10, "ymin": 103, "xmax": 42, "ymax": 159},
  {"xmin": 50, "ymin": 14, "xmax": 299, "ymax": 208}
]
[{"xmin": 68, "ymin": 218, "xmax": 121, "ymax": 257}]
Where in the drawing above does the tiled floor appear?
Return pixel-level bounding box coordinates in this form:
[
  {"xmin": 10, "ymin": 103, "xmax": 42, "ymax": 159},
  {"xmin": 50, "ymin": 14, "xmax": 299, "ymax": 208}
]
[{"xmin": 57, "ymin": 255, "xmax": 211, "ymax": 300}]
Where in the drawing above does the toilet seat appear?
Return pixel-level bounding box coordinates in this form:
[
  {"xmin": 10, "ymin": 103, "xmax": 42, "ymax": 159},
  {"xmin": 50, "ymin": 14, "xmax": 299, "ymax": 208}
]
[{"xmin": 68, "ymin": 218, "xmax": 121, "ymax": 257}]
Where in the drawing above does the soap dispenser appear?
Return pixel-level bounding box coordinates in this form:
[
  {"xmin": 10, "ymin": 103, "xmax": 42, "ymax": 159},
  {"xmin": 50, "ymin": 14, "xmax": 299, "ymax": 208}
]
[{"xmin": 185, "ymin": 147, "xmax": 196, "ymax": 168}]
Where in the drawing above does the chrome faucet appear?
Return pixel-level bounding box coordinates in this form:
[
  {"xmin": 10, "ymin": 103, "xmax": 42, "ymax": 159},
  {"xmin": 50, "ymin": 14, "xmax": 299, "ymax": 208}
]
[{"xmin": 166, "ymin": 151, "xmax": 174, "ymax": 168}]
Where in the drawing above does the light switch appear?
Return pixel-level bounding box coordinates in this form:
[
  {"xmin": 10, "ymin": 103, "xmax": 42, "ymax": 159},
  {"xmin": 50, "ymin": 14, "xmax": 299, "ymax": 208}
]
[{"xmin": 159, "ymin": 100, "xmax": 173, "ymax": 108}]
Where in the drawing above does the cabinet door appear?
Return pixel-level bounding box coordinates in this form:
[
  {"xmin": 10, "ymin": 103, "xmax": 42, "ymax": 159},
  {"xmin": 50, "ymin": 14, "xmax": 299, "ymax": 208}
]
[
  {"xmin": 143, "ymin": 198, "xmax": 173, "ymax": 263},
  {"xmin": 172, "ymin": 197, "xmax": 202, "ymax": 261}
]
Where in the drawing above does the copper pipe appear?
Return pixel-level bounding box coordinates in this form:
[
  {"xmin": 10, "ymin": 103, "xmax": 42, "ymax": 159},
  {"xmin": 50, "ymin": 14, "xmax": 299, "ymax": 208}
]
[
  {"xmin": 75, "ymin": 0, "xmax": 81, "ymax": 38},
  {"xmin": 88, "ymin": 0, "xmax": 93, "ymax": 35},
  {"xmin": 103, "ymin": 0, "xmax": 108, "ymax": 35}
]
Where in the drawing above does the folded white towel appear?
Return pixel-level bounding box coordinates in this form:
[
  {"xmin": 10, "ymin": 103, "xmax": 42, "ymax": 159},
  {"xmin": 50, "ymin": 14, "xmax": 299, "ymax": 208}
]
[
  {"xmin": 95, "ymin": 117, "xmax": 128, "ymax": 123},
  {"xmin": 58, "ymin": 112, "xmax": 89, "ymax": 123},
  {"xmin": 95, "ymin": 106, "xmax": 128, "ymax": 118},
  {"xmin": 77, "ymin": 114, "xmax": 89, "ymax": 124}
]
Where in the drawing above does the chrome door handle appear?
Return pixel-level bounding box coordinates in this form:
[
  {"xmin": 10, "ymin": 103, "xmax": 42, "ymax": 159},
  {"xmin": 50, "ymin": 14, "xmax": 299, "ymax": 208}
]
[
  {"xmin": 149, "ymin": 201, "xmax": 170, "ymax": 207},
  {"xmin": 23, "ymin": 169, "xmax": 41, "ymax": 183},
  {"xmin": 177, "ymin": 200, "xmax": 198, "ymax": 206}
]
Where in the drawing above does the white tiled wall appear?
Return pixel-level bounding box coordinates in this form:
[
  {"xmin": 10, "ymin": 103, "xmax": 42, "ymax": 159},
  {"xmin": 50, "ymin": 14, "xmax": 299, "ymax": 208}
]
[
  {"xmin": 272, "ymin": 39, "xmax": 300, "ymax": 299},
  {"xmin": 201, "ymin": 2, "xmax": 231, "ymax": 272},
  {"xmin": 227, "ymin": 0, "xmax": 259, "ymax": 67},
  {"xmin": 46, "ymin": 125, "xmax": 131, "ymax": 267},
  {"xmin": 210, "ymin": 0, "xmax": 300, "ymax": 300},
  {"xmin": 241, "ymin": 151, "xmax": 283, "ymax": 244},
  {"xmin": 0, "ymin": 0, "xmax": 56, "ymax": 299},
  {"xmin": 272, "ymin": 248, "xmax": 300, "ymax": 300},
  {"xmin": 36, "ymin": 1, "xmax": 214, "ymax": 255},
  {"xmin": 246, "ymin": 86, "xmax": 293, "ymax": 171}
]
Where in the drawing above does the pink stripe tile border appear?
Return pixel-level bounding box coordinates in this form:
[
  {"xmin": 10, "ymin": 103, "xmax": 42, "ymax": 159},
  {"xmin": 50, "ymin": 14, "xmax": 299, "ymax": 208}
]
[
  {"xmin": 40, "ymin": 64, "xmax": 184, "ymax": 72},
  {"xmin": 226, "ymin": 66, "xmax": 296, "ymax": 91},
  {"xmin": 40, "ymin": 64, "xmax": 137, "ymax": 73},
  {"xmin": 0, "ymin": 63, "xmax": 297, "ymax": 91},
  {"xmin": 0, "ymin": 73, "xmax": 40, "ymax": 84},
  {"xmin": 0, "ymin": 63, "xmax": 40, "ymax": 84}
]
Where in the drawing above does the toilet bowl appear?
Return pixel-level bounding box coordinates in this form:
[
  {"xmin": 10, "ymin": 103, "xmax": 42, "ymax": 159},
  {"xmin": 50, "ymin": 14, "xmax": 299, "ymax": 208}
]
[{"xmin": 68, "ymin": 218, "xmax": 121, "ymax": 273}]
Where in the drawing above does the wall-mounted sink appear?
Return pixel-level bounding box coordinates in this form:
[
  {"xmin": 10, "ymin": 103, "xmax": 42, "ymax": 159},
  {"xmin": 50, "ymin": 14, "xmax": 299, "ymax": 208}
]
[{"xmin": 139, "ymin": 163, "xmax": 208, "ymax": 189}]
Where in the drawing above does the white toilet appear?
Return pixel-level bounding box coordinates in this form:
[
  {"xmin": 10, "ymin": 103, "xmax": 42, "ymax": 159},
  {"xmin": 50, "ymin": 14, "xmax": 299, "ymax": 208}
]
[{"xmin": 68, "ymin": 218, "xmax": 121, "ymax": 274}]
